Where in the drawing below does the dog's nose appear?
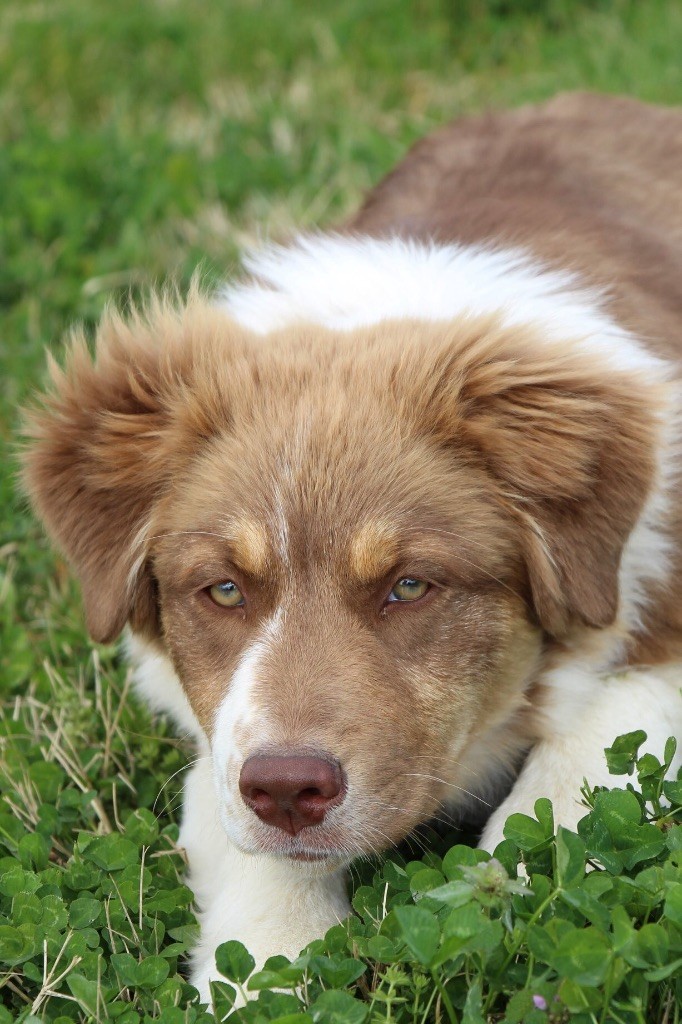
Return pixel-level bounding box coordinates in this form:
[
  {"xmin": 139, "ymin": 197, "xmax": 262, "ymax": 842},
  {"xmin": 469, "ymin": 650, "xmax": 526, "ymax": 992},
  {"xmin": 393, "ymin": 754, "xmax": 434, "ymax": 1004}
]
[{"xmin": 239, "ymin": 753, "xmax": 345, "ymax": 835}]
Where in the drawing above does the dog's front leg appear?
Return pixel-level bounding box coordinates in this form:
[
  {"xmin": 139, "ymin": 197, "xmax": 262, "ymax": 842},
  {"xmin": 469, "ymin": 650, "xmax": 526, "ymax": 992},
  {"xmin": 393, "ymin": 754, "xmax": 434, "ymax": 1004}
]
[
  {"xmin": 479, "ymin": 665, "xmax": 682, "ymax": 853},
  {"xmin": 180, "ymin": 761, "xmax": 351, "ymax": 1004},
  {"xmin": 189, "ymin": 853, "xmax": 350, "ymax": 1004}
]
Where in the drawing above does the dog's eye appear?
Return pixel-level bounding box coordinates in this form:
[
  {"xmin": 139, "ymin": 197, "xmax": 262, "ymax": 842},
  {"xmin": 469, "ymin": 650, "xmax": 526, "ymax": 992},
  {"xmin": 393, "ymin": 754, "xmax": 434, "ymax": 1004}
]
[
  {"xmin": 208, "ymin": 581, "xmax": 245, "ymax": 608},
  {"xmin": 387, "ymin": 578, "xmax": 430, "ymax": 603}
]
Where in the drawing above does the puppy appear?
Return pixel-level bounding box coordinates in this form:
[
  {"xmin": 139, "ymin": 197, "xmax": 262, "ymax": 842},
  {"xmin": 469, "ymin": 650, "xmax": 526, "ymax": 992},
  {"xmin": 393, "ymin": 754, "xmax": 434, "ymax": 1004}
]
[{"xmin": 22, "ymin": 93, "xmax": 682, "ymax": 999}]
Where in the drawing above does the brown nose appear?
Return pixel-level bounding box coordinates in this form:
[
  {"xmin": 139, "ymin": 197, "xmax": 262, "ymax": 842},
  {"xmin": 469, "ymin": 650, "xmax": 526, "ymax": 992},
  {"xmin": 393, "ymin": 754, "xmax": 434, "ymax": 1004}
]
[{"xmin": 239, "ymin": 753, "xmax": 345, "ymax": 835}]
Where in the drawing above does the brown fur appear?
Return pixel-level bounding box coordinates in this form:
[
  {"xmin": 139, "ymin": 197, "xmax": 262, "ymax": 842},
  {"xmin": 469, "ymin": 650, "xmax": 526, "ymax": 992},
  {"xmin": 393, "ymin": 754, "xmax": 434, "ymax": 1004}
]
[{"xmin": 21, "ymin": 92, "xmax": 682, "ymax": 852}]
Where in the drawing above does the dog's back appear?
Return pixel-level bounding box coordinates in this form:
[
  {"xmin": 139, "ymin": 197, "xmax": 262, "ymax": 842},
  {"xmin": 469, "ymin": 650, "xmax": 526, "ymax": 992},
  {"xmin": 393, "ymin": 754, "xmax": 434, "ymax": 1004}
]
[{"xmin": 352, "ymin": 93, "xmax": 682, "ymax": 353}]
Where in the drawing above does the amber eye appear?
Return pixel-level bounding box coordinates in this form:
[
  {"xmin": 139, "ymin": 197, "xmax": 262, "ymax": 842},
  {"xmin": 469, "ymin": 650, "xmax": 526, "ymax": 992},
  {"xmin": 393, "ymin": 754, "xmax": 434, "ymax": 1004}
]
[
  {"xmin": 387, "ymin": 578, "xmax": 430, "ymax": 603},
  {"xmin": 208, "ymin": 581, "xmax": 245, "ymax": 608}
]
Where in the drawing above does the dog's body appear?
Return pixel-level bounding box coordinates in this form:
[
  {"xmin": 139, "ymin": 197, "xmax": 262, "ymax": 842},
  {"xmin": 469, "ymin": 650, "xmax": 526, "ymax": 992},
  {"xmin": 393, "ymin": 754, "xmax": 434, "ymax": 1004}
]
[{"xmin": 23, "ymin": 93, "xmax": 682, "ymax": 999}]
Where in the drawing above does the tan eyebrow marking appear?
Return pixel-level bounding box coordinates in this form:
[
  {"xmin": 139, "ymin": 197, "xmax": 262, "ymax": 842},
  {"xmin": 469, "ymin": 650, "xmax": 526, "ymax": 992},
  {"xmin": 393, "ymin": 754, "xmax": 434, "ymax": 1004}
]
[
  {"xmin": 349, "ymin": 520, "xmax": 399, "ymax": 583},
  {"xmin": 232, "ymin": 520, "xmax": 271, "ymax": 577}
]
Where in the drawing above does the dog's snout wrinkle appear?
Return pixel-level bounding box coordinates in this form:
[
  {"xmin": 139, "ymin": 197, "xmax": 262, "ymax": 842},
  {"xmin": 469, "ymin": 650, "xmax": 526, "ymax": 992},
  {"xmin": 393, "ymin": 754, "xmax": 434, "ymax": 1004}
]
[{"xmin": 239, "ymin": 753, "xmax": 345, "ymax": 835}]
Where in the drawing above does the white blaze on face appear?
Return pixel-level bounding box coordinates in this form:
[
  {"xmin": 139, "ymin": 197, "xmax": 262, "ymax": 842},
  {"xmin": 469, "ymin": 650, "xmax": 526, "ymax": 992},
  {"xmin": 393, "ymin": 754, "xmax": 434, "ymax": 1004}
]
[{"xmin": 211, "ymin": 610, "xmax": 283, "ymax": 838}]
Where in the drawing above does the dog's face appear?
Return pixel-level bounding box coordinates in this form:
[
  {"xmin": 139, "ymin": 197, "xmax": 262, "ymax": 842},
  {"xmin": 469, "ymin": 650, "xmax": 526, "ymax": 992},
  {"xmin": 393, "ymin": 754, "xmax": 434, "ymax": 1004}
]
[
  {"xmin": 22, "ymin": 295, "xmax": 656, "ymax": 863},
  {"xmin": 151, "ymin": 381, "xmax": 539, "ymax": 860}
]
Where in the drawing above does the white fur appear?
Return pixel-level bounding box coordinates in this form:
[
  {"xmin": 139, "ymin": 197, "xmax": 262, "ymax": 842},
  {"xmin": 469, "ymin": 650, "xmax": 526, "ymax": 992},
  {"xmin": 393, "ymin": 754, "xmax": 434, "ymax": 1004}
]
[
  {"xmin": 126, "ymin": 632, "xmax": 203, "ymax": 741},
  {"xmin": 126, "ymin": 617, "xmax": 351, "ymax": 1005},
  {"xmin": 221, "ymin": 234, "xmax": 661, "ymax": 374},
  {"xmin": 617, "ymin": 401, "xmax": 680, "ymax": 634},
  {"xmin": 181, "ymin": 758, "xmax": 350, "ymax": 1003},
  {"xmin": 480, "ymin": 666, "xmax": 682, "ymax": 852},
  {"xmin": 125, "ymin": 517, "xmax": 153, "ymax": 599},
  {"xmin": 272, "ymin": 492, "xmax": 291, "ymax": 569},
  {"xmin": 211, "ymin": 613, "xmax": 281, "ymax": 848}
]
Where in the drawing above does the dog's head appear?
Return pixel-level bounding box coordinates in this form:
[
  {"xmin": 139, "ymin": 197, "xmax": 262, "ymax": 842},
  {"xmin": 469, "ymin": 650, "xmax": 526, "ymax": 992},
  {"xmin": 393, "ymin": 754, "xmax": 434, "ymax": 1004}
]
[{"xmin": 22, "ymin": 288, "xmax": 661, "ymax": 862}]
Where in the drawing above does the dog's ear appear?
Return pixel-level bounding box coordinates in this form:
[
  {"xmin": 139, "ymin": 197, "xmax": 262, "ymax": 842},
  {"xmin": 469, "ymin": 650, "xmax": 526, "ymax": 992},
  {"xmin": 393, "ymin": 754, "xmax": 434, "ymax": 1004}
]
[
  {"xmin": 424, "ymin": 320, "xmax": 669, "ymax": 636},
  {"xmin": 21, "ymin": 292, "xmax": 235, "ymax": 644}
]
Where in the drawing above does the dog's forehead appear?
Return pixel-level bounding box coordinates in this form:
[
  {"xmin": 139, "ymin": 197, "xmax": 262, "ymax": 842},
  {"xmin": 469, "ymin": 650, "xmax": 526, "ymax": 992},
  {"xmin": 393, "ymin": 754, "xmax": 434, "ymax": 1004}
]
[
  {"xmin": 175, "ymin": 421, "xmax": 432, "ymax": 569},
  {"xmin": 158, "ymin": 387, "xmax": 508, "ymax": 586}
]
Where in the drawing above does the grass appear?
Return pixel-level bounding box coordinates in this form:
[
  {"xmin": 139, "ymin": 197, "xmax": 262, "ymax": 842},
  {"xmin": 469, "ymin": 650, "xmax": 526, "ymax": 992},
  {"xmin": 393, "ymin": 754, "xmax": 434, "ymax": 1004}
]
[{"xmin": 1, "ymin": 1, "xmax": 682, "ymax": 1020}]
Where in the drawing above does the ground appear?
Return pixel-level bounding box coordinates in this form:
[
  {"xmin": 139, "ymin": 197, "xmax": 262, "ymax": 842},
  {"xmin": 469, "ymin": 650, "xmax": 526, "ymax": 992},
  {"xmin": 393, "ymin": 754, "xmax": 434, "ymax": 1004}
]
[{"xmin": 1, "ymin": 1, "xmax": 681, "ymax": 1019}]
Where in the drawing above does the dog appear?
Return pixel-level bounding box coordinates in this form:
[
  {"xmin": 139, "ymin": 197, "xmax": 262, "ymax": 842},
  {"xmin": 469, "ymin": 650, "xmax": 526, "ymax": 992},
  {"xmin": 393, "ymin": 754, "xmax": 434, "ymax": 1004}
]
[{"xmin": 22, "ymin": 92, "xmax": 682, "ymax": 1000}]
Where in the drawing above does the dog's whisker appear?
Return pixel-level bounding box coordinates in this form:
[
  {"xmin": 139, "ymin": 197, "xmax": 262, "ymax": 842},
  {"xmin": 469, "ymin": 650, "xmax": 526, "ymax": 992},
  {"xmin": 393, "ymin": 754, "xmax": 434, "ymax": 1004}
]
[
  {"xmin": 152, "ymin": 756, "xmax": 209, "ymax": 816},
  {"xmin": 362, "ymin": 797, "xmax": 464, "ymax": 836},
  {"xmin": 344, "ymin": 822, "xmax": 396, "ymax": 859},
  {"xmin": 399, "ymin": 772, "xmax": 492, "ymax": 808},
  {"xmin": 403, "ymin": 754, "xmax": 486, "ymax": 781},
  {"xmin": 148, "ymin": 530, "xmax": 233, "ymax": 543},
  {"xmin": 416, "ymin": 528, "xmax": 531, "ymax": 609}
]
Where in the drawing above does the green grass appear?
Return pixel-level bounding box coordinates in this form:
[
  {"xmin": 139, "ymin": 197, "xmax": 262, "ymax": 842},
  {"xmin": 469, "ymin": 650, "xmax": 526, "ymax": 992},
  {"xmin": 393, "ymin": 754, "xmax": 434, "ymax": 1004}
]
[{"xmin": 1, "ymin": 1, "xmax": 682, "ymax": 1020}]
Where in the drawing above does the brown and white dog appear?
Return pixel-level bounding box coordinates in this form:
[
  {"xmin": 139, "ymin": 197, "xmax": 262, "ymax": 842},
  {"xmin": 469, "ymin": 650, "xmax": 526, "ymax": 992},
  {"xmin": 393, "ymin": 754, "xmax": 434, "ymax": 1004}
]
[{"xmin": 22, "ymin": 93, "xmax": 682, "ymax": 998}]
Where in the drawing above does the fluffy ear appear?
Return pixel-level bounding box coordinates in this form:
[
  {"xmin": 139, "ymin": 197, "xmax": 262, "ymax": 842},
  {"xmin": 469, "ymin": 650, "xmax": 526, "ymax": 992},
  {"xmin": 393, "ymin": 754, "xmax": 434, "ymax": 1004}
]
[
  {"xmin": 21, "ymin": 291, "xmax": 236, "ymax": 643},
  {"xmin": 426, "ymin": 320, "xmax": 670, "ymax": 636}
]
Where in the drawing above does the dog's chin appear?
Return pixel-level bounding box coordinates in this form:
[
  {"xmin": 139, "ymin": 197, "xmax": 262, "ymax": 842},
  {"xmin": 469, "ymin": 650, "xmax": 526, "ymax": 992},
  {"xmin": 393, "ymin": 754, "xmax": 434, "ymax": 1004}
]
[
  {"xmin": 218, "ymin": 808, "xmax": 360, "ymax": 867},
  {"xmin": 288, "ymin": 849, "xmax": 333, "ymax": 862},
  {"xmin": 241, "ymin": 834, "xmax": 353, "ymax": 871}
]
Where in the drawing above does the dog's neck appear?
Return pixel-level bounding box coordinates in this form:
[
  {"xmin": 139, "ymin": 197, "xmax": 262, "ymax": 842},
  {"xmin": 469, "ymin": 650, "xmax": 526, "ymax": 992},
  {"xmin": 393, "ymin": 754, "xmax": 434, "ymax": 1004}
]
[{"xmin": 219, "ymin": 233, "xmax": 657, "ymax": 375}]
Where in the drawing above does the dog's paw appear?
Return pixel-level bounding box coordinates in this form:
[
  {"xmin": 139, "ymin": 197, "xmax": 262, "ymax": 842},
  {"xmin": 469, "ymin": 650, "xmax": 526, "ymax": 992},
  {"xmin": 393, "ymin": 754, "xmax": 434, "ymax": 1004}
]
[
  {"xmin": 479, "ymin": 791, "xmax": 591, "ymax": 863},
  {"xmin": 190, "ymin": 960, "xmax": 218, "ymax": 1007},
  {"xmin": 191, "ymin": 958, "xmax": 254, "ymax": 1010},
  {"xmin": 478, "ymin": 810, "xmax": 508, "ymax": 856}
]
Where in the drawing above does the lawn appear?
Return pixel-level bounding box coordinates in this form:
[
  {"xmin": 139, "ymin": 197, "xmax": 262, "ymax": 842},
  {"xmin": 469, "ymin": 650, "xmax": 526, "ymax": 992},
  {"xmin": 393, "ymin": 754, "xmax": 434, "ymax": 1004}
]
[{"xmin": 1, "ymin": 1, "xmax": 682, "ymax": 1021}]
